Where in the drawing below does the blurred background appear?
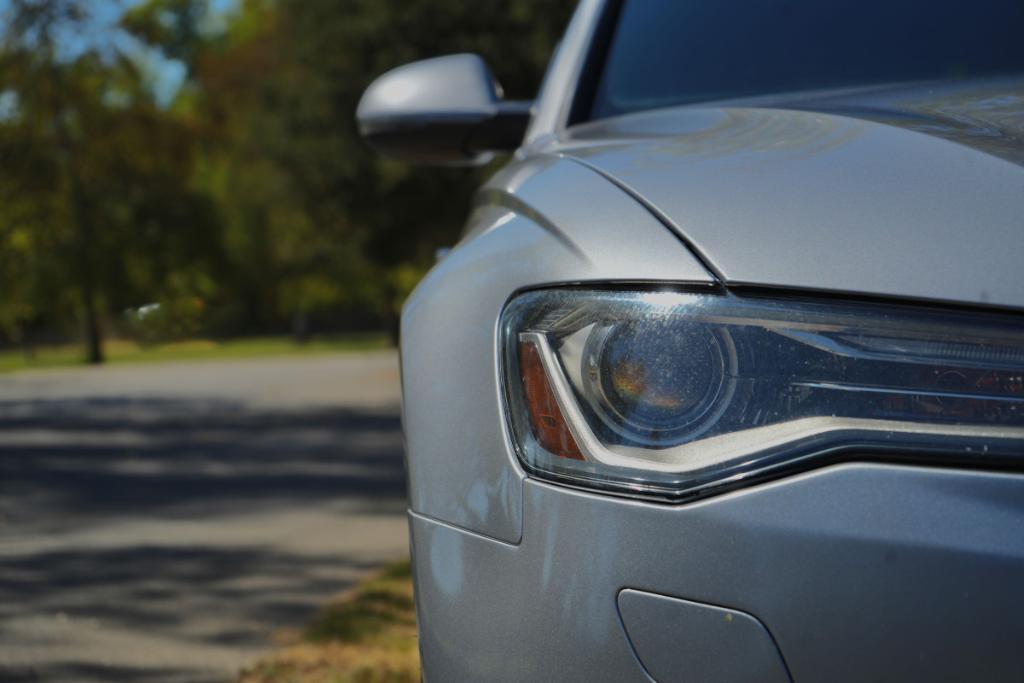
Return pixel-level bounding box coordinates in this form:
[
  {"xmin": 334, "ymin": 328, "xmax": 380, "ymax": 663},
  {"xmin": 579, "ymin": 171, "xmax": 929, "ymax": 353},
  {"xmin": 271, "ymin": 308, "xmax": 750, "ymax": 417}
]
[
  {"xmin": 0, "ymin": 0, "xmax": 574, "ymax": 681},
  {"xmin": 0, "ymin": 0, "xmax": 575, "ymax": 362}
]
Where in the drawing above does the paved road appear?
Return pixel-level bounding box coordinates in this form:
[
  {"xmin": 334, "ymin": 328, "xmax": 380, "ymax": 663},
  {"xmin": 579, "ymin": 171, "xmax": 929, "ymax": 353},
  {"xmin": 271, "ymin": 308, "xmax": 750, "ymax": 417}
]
[{"xmin": 0, "ymin": 352, "xmax": 409, "ymax": 683}]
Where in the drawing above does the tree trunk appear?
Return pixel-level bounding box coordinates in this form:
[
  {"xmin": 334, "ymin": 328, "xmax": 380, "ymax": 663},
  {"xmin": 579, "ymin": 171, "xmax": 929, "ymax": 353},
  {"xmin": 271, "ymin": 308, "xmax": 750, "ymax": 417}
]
[
  {"xmin": 49, "ymin": 62, "xmax": 104, "ymax": 364},
  {"xmin": 81, "ymin": 278, "xmax": 103, "ymax": 364},
  {"xmin": 69, "ymin": 169, "xmax": 104, "ymax": 364},
  {"xmin": 291, "ymin": 309, "xmax": 310, "ymax": 344},
  {"xmin": 19, "ymin": 324, "xmax": 34, "ymax": 361}
]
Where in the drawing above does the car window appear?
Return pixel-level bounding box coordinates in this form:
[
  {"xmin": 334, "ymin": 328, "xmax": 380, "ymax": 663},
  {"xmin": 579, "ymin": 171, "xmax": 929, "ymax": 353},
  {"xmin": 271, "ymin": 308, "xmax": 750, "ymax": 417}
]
[{"xmin": 589, "ymin": 0, "xmax": 1024, "ymax": 119}]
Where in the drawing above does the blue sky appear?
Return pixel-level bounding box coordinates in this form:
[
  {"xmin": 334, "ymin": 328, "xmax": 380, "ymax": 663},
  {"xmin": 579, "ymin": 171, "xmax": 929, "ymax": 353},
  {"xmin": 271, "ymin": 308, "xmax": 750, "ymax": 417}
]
[{"xmin": 0, "ymin": 0, "xmax": 238, "ymax": 105}]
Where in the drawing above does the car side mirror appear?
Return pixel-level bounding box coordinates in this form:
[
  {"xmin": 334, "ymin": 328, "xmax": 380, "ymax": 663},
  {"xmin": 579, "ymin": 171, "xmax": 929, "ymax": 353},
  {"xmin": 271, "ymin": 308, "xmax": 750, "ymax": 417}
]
[{"xmin": 356, "ymin": 53, "xmax": 532, "ymax": 166}]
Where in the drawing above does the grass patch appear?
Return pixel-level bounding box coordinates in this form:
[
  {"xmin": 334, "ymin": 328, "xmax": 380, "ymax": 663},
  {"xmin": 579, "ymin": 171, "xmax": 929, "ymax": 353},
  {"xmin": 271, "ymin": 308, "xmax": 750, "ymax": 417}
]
[
  {"xmin": 0, "ymin": 334, "xmax": 390, "ymax": 373},
  {"xmin": 238, "ymin": 560, "xmax": 420, "ymax": 683}
]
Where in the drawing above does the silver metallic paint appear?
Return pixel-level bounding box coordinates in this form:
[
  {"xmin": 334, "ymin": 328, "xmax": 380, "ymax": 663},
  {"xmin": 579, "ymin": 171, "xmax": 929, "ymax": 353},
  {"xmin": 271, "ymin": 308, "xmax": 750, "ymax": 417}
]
[
  {"xmin": 412, "ymin": 465, "xmax": 1024, "ymax": 681},
  {"xmin": 556, "ymin": 91, "xmax": 1024, "ymax": 311},
  {"xmin": 617, "ymin": 589, "xmax": 790, "ymax": 683},
  {"xmin": 784, "ymin": 76, "xmax": 1024, "ymax": 168},
  {"xmin": 356, "ymin": 53, "xmax": 531, "ymax": 164},
  {"xmin": 522, "ymin": 0, "xmax": 607, "ymax": 149},
  {"xmin": 390, "ymin": 3, "xmax": 1024, "ymax": 677},
  {"xmin": 400, "ymin": 156, "xmax": 712, "ymax": 542},
  {"xmin": 356, "ymin": 54, "xmax": 500, "ymax": 123}
]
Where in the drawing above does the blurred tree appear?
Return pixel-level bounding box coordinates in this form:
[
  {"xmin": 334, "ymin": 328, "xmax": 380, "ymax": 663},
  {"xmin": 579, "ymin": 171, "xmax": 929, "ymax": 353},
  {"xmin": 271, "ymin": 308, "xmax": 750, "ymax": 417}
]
[
  {"xmin": 188, "ymin": 0, "xmax": 379, "ymax": 339},
  {"xmin": 0, "ymin": 0, "xmax": 222, "ymax": 362},
  {"xmin": 0, "ymin": 0, "xmax": 576, "ymax": 356},
  {"xmin": 192, "ymin": 0, "xmax": 577, "ymax": 340},
  {"xmin": 283, "ymin": 0, "xmax": 576, "ymax": 312}
]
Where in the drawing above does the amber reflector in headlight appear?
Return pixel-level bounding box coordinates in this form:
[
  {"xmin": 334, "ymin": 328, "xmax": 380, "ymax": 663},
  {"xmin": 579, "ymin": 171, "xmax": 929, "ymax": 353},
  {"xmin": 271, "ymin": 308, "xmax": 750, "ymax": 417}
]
[
  {"xmin": 519, "ymin": 338, "xmax": 584, "ymax": 460},
  {"xmin": 501, "ymin": 288, "xmax": 1024, "ymax": 501}
]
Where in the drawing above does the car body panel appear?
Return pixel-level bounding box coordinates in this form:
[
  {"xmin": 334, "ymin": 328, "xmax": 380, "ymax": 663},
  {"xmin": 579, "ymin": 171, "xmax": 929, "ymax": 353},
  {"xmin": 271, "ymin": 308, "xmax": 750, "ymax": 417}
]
[
  {"xmin": 396, "ymin": 2, "xmax": 1024, "ymax": 676},
  {"xmin": 783, "ymin": 76, "xmax": 1024, "ymax": 168},
  {"xmin": 401, "ymin": 155, "xmax": 712, "ymax": 542},
  {"xmin": 556, "ymin": 78, "xmax": 1024, "ymax": 311},
  {"xmin": 412, "ymin": 464, "xmax": 1024, "ymax": 681},
  {"xmin": 522, "ymin": 0, "xmax": 607, "ymax": 148},
  {"xmin": 618, "ymin": 589, "xmax": 791, "ymax": 683}
]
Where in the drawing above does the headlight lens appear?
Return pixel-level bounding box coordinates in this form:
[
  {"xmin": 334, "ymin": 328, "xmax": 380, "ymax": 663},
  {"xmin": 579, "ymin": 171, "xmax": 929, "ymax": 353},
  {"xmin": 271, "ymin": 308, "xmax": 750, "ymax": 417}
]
[
  {"xmin": 501, "ymin": 288, "xmax": 1024, "ymax": 500},
  {"xmin": 585, "ymin": 320, "xmax": 730, "ymax": 441}
]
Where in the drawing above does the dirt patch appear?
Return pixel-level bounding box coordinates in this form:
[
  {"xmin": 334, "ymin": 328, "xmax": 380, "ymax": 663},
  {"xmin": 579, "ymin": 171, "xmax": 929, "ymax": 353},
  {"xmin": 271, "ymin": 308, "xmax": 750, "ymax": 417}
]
[{"xmin": 238, "ymin": 562, "xmax": 419, "ymax": 683}]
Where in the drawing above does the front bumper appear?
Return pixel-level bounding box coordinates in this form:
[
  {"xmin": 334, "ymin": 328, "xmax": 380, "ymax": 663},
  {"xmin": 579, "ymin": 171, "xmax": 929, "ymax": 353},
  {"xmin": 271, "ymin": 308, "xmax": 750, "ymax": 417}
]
[{"xmin": 410, "ymin": 463, "xmax": 1024, "ymax": 682}]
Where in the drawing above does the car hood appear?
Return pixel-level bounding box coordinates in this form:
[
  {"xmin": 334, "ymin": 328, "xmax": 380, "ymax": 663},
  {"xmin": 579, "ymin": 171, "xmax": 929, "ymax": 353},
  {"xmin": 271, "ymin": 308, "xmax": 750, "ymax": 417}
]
[{"xmin": 557, "ymin": 77, "xmax": 1024, "ymax": 311}]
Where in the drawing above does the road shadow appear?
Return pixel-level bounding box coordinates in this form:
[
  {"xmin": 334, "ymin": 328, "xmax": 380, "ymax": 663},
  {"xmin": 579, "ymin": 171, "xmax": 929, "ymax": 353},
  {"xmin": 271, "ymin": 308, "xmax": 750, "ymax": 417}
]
[{"xmin": 0, "ymin": 395, "xmax": 408, "ymax": 682}]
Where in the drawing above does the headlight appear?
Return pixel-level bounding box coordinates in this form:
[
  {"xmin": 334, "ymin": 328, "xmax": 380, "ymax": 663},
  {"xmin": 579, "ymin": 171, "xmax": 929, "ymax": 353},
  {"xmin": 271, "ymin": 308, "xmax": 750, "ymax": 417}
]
[{"xmin": 501, "ymin": 288, "xmax": 1024, "ymax": 501}]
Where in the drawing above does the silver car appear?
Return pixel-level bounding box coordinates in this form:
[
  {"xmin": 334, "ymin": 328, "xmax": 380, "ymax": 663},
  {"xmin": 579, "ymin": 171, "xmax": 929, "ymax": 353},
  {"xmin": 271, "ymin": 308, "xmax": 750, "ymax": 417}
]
[{"xmin": 357, "ymin": 0, "xmax": 1024, "ymax": 680}]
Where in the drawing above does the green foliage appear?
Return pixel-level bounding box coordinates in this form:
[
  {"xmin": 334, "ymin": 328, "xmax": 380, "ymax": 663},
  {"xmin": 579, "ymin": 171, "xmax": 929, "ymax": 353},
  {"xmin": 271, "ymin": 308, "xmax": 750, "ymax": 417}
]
[
  {"xmin": 0, "ymin": 0, "xmax": 577, "ymax": 360},
  {"xmin": 0, "ymin": 0, "xmax": 224, "ymax": 360},
  {"xmin": 0, "ymin": 334, "xmax": 389, "ymax": 373},
  {"xmin": 121, "ymin": 0, "xmax": 210, "ymax": 67}
]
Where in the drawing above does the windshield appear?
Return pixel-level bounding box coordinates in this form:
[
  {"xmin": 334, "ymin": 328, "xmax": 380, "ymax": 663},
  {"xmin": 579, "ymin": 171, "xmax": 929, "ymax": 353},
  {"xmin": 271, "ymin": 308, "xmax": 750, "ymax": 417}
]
[{"xmin": 589, "ymin": 0, "xmax": 1024, "ymax": 120}]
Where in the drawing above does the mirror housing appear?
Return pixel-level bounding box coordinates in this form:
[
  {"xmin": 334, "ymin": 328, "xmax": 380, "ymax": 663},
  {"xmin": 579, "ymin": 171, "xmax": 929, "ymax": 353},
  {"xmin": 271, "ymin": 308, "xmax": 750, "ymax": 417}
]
[{"xmin": 356, "ymin": 54, "xmax": 532, "ymax": 165}]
